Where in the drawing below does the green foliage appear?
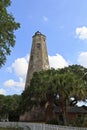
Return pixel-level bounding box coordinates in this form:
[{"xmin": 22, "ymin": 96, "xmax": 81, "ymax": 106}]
[
  {"xmin": 46, "ymin": 119, "xmax": 59, "ymax": 125},
  {"xmin": 70, "ymin": 115, "xmax": 85, "ymax": 127},
  {"xmin": 19, "ymin": 86, "xmax": 35, "ymax": 114},
  {"xmin": 0, "ymin": 0, "xmax": 20, "ymax": 67},
  {"xmin": 0, "ymin": 94, "xmax": 21, "ymax": 121},
  {"xmin": 20, "ymin": 65, "xmax": 87, "ymax": 125}
]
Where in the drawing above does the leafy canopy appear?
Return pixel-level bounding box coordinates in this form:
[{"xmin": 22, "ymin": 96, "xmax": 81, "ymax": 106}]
[
  {"xmin": 0, "ymin": 0, "xmax": 20, "ymax": 67},
  {"xmin": 20, "ymin": 65, "xmax": 87, "ymax": 113},
  {"xmin": 20, "ymin": 65, "xmax": 87, "ymax": 125}
]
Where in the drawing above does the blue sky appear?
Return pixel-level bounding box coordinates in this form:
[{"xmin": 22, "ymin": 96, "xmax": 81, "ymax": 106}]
[{"xmin": 0, "ymin": 0, "xmax": 87, "ymax": 97}]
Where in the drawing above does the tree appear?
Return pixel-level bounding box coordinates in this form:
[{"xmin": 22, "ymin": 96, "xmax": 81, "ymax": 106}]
[
  {"xmin": 0, "ymin": 0, "xmax": 20, "ymax": 67},
  {"xmin": 53, "ymin": 70, "xmax": 87, "ymax": 125},
  {"xmin": 20, "ymin": 65, "xmax": 87, "ymax": 125},
  {"xmin": 0, "ymin": 94, "xmax": 21, "ymax": 121},
  {"xmin": 0, "ymin": 94, "xmax": 6, "ymax": 120},
  {"xmin": 7, "ymin": 94, "xmax": 21, "ymax": 121}
]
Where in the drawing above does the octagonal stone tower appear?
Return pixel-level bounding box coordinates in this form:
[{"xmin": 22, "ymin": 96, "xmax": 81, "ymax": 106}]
[{"xmin": 25, "ymin": 31, "xmax": 50, "ymax": 89}]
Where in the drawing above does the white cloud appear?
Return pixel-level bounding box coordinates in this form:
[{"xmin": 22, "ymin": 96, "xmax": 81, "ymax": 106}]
[
  {"xmin": 8, "ymin": 54, "xmax": 69, "ymax": 77},
  {"xmin": 3, "ymin": 78, "xmax": 25, "ymax": 94},
  {"xmin": 49, "ymin": 54, "xmax": 69, "ymax": 69},
  {"xmin": 78, "ymin": 52, "xmax": 87, "ymax": 68},
  {"xmin": 7, "ymin": 54, "xmax": 68, "ymax": 79},
  {"xmin": 4, "ymin": 79, "xmax": 25, "ymax": 88},
  {"xmin": 4, "ymin": 55, "xmax": 29, "ymax": 94},
  {"xmin": 43, "ymin": 16, "xmax": 48, "ymax": 22},
  {"xmin": 76, "ymin": 26, "xmax": 87, "ymax": 40},
  {"xmin": 0, "ymin": 88, "xmax": 6, "ymax": 95},
  {"xmin": 7, "ymin": 55, "xmax": 29, "ymax": 78},
  {"xmin": 4, "ymin": 54, "xmax": 69, "ymax": 94},
  {"xmin": 12, "ymin": 55, "xmax": 29, "ymax": 78}
]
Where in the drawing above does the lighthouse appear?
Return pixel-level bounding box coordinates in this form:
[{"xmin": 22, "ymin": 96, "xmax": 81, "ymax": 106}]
[{"xmin": 25, "ymin": 31, "xmax": 50, "ymax": 89}]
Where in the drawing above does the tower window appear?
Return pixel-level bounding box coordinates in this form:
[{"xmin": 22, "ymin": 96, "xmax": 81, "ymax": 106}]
[{"xmin": 37, "ymin": 43, "xmax": 41, "ymax": 49}]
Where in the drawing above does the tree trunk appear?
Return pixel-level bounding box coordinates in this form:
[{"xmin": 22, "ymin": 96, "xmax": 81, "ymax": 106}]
[
  {"xmin": 60, "ymin": 98, "xmax": 68, "ymax": 125},
  {"xmin": 45, "ymin": 101, "xmax": 56, "ymax": 122}
]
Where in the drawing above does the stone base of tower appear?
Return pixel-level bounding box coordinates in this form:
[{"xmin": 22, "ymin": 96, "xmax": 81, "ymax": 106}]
[
  {"xmin": 19, "ymin": 103, "xmax": 56, "ymax": 122},
  {"xmin": 19, "ymin": 108, "xmax": 45, "ymax": 122}
]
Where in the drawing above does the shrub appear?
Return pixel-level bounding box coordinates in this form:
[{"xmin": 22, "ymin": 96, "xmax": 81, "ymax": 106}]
[{"xmin": 46, "ymin": 119, "xmax": 59, "ymax": 125}]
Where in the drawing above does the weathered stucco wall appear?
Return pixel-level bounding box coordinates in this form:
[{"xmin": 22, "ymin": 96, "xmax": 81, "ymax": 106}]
[{"xmin": 25, "ymin": 31, "xmax": 50, "ymax": 89}]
